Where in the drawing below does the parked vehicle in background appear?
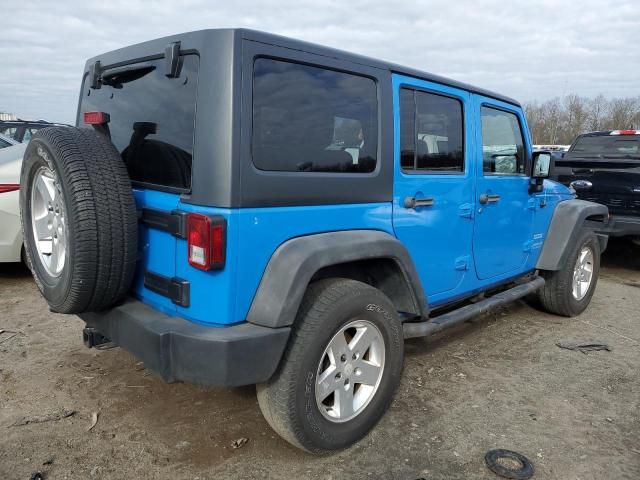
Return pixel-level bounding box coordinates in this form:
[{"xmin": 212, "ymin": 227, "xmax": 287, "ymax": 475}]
[
  {"xmin": 0, "ymin": 143, "xmax": 27, "ymax": 262},
  {"xmin": 19, "ymin": 29, "xmax": 609, "ymax": 454},
  {"xmin": 0, "ymin": 119, "xmax": 70, "ymax": 143},
  {"xmin": 533, "ymin": 144, "xmax": 570, "ymax": 158},
  {"xmin": 552, "ymin": 130, "xmax": 640, "ymax": 243},
  {"xmin": 0, "ymin": 133, "xmax": 19, "ymax": 149}
]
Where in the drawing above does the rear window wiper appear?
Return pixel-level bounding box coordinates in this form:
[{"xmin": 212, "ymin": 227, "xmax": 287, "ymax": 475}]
[{"xmin": 101, "ymin": 65, "xmax": 156, "ymax": 89}]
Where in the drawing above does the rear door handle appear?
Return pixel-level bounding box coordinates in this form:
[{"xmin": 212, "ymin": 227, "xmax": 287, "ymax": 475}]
[
  {"xmin": 479, "ymin": 193, "xmax": 501, "ymax": 204},
  {"xmin": 404, "ymin": 196, "xmax": 435, "ymax": 209}
]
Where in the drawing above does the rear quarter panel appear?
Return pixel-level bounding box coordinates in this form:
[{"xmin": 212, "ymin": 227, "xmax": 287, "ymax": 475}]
[{"xmin": 174, "ymin": 202, "xmax": 394, "ymax": 326}]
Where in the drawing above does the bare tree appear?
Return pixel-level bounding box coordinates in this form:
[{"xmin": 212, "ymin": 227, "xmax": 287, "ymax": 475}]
[
  {"xmin": 524, "ymin": 94, "xmax": 640, "ymax": 145},
  {"xmin": 587, "ymin": 94, "xmax": 608, "ymax": 131}
]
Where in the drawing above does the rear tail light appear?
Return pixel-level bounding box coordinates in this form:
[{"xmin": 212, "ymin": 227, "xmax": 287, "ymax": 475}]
[
  {"xmin": 610, "ymin": 129, "xmax": 639, "ymax": 135},
  {"xmin": 0, "ymin": 183, "xmax": 19, "ymax": 194},
  {"xmin": 187, "ymin": 213, "xmax": 226, "ymax": 271},
  {"xmin": 83, "ymin": 111, "xmax": 110, "ymax": 125}
]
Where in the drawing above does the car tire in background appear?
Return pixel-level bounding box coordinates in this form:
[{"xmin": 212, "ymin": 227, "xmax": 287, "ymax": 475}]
[
  {"xmin": 20, "ymin": 127, "xmax": 137, "ymax": 313},
  {"xmin": 535, "ymin": 230, "xmax": 601, "ymax": 317},
  {"xmin": 257, "ymin": 278, "xmax": 404, "ymax": 453}
]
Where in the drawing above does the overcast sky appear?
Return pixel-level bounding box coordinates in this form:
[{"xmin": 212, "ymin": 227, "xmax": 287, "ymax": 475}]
[{"xmin": 1, "ymin": 0, "xmax": 638, "ymax": 124}]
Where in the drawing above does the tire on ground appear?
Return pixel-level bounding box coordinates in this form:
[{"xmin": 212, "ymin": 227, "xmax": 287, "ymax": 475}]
[
  {"xmin": 20, "ymin": 127, "xmax": 138, "ymax": 314},
  {"xmin": 256, "ymin": 278, "xmax": 404, "ymax": 453},
  {"xmin": 535, "ymin": 229, "xmax": 601, "ymax": 317}
]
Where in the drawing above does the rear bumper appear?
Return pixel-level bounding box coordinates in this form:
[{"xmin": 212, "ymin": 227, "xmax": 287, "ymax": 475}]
[
  {"xmin": 598, "ymin": 215, "xmax": 640, "ymax": 237},
  {"xmin": 79, "ymin": 299, "xmax": 290, "ymax": 387}
]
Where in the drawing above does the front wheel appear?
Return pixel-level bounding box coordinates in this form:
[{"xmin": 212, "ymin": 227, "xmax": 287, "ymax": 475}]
[
  {"xmin": 257, "ymin": 278, "xmax": 404, "ymax": 453},
  {"xmin": 536, "ymin": 230, "xmax": 601, "ymax": 317}
]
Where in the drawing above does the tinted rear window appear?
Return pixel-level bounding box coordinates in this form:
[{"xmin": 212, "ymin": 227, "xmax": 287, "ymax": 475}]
[
  {"xmin": 252, "ymin": 58, "xmax": 378, "ymax": 173},
  {"xmin": 79, "ymin": 55, "xmax": 199, "ymax": 191},
  {"xmin": 569, "ymin": 135, "xmax": 640, "ymax": 157}
]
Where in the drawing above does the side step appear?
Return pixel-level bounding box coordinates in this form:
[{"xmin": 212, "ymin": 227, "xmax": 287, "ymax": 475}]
[{"xmin": 403, "ymin": 276, "xmax": 545, "ymax": 339}]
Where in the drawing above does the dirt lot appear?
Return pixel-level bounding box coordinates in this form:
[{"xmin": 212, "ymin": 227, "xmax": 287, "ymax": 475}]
[{"xmin": 1, "ymin": 239, "xmax": 639, "ymax": 480}]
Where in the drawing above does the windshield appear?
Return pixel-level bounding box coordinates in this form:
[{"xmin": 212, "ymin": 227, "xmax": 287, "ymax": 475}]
[{"xmin": 568, "ymin": 135, "xmax": 640, "ymax": 157}]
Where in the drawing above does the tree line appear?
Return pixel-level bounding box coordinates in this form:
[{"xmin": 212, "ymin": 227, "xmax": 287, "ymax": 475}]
[{"xmin": 524, "ymin": 95, "xmax": 640, "ymax": 145}]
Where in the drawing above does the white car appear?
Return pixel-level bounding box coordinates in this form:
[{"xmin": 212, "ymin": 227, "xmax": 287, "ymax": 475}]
[{"xmin": 0, "ymin": 142, "xmax": 27, "ymax": 262}]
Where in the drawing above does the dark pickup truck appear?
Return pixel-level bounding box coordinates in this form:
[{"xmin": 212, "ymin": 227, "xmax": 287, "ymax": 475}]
[{"xmin": 552, "ymin": 130, "xmax": 640, "ymax": 242}]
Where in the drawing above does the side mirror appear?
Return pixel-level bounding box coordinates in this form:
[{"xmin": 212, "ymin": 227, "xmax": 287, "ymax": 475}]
[
  {"xmin": 532, "ymin": 152, "xmax": 551, "ymax": 179},
  {"xmin": 530, "ymin": 151, "xmax": 551, "ymax": 193}
]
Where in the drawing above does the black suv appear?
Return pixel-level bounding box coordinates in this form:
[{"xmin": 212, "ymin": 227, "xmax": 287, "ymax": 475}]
[
  {"xmin": 552, "ymin": 130, "xmax": 640, "ymax": 241},
  {"xmin": 0, "ymin": 119, "xmax": 70, "ymax": 143}
]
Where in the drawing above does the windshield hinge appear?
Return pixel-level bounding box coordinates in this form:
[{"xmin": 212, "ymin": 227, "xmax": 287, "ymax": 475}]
[{"xmin": 165, "ymin": 42, "xmax": 182, "ymax": 78}]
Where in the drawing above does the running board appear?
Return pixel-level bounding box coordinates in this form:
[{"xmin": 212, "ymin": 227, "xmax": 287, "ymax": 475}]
[{"xmin": 403, "ymin": 276, "xmax": 545, "ymax": 339}]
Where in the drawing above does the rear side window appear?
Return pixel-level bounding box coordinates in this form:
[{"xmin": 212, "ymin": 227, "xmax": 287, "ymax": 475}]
[
  {"xmin": 252, "ymin": 58, "xmax": 378, "ymax": 173},
  {"xmin": 23, "ymin": 128, "xmax": 38, "ymax": 142},
  {"xmin": 481, "ymin": 106, "xmax": 526, "ymax": 175},
  {"xmin": 399, "ymin": 88, "xmax": 464, "ymax": 173},
  {"xmin": 570, "ymin": 135, "xmax": 639, "ymax": 156},
  {"xmin": 79, "ymin": 55, "xmax": 199, "ymax": 191}
]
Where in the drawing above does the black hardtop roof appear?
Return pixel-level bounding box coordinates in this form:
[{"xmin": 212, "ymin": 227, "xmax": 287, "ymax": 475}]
[{"xmin": 85, "ymin": 28, "xmax": 520, "ymax": 107}]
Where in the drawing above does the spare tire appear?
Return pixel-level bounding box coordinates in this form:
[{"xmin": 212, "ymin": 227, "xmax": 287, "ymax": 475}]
[{"xmin": 20, "ymin": 127, "xmax": 138, "ymax": 313}]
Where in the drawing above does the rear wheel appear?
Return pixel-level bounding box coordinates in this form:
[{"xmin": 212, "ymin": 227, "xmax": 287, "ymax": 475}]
[
  {"xmin": 535, "ymin": 230, "xmax": 600, "ymax": 317},
  {"xmin": 20, "ymin": 127, "xmax": 138, "ymax": 313},
  {"xmin": 257, "ymin": 278, "xmax": 404, "ymax": 453}
]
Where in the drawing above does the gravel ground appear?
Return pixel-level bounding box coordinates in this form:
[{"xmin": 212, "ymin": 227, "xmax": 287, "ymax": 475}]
[{"xmin": 0, "ymin": 238, "xmax": 638, "ymax": 480}]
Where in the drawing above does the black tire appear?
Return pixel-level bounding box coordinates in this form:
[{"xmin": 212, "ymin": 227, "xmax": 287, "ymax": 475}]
[
  {"xmin": 256, "ymin": 278, "xmax": 404, "ymax": 453},
  {"xmin": 484, "ymin": 449, "xmax": 534, "ymax": 479},
  {"xmin": 535, "ymin": 230, "xmax": 600, "ymax": 317},
  {"xmin": 20, "ymin": 127, "xmax": 138, "ymax": 313}
]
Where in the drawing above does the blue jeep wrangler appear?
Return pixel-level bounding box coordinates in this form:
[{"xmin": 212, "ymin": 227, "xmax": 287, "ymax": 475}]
[{"xmin": 20, "ymin": 29, "xmax": 608, "ymax": 453}]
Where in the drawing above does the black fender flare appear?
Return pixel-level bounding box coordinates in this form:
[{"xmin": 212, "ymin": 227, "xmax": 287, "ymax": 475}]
[
  {"xmin": 246, "ymin": 230, "xmax": 428, "ymax": 328},
  {"xmin": 536, "ymin": 199, "xmax": 608, "ymax": 271}
]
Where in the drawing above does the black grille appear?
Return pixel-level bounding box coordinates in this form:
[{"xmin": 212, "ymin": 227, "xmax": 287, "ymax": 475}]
[{"xmin": 576, "ymin": 192, "xmax": 640, "ymax": 215}]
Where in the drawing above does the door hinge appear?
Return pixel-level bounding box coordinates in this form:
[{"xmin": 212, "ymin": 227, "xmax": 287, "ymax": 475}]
[
  {"xmin": 459, "ymin": 203, "xmax": 473, "ymax": 219},
  {"xmin": 527, "ymin": 198, "xmax": 537, "ymax": 210},
  {"xmin": 454, "ymin": 255, "xmax": 470, "ymax": 271}
]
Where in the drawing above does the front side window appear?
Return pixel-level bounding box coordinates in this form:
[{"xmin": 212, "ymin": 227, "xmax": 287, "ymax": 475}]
[
  {"xmin": 481, "ymin": 107, "xmax": 526, "ymax": 175},
  {"xmin": 399, "ymin": 88, "xmax": 464, "ymax": 173},
  {"xmin": 252, "ymin": 58, "xmax": 377, "ymax": 173}
]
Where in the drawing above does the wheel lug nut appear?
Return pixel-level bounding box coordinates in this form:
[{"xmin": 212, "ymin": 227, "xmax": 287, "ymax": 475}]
[
  {"xmin": 340, "ymin": 354, "xmax": 347, "ymax": 362},
  {"xmin": 335, "ymin": 372, "xmax": 342, "ymax": 380}
]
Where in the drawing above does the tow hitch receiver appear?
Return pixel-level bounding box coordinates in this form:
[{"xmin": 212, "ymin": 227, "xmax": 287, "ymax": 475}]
[{"xmin": 82, "ymin": 327, "xmax": 111, "ymax": 349}]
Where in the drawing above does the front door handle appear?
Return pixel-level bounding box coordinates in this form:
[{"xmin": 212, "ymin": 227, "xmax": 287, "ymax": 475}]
[
  {"xmin": 479, "ymin": 193, "xmax": 501, "ymax": 205},
  {"xmin": 404, "ymin": 196, "xmax": 435, "ymax": 209}
]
